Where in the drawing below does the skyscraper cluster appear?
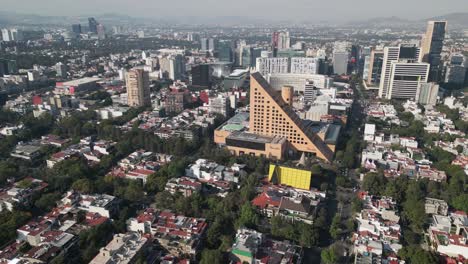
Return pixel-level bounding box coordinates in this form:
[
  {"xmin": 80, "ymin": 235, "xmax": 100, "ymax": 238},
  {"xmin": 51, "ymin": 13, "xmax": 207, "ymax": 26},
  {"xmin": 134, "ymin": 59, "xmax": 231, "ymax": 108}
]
[
  {"xmin": 159, "ymin": 54, "xmax": 185, "ymax": 81},
  {"xmin": 271, "ymin": 31, "xmax": 291, "ymax": 52},
  {"xmin": 200, "ymin": 38, "xmax": 216, "ymax": 51},
  {"xmin": 360, "ymin": 21, "xmax": 447, "ymax": 102},
  {"xmin": 1, "ymin": 28, "xmax": 24, "ymax": 42},
  {"xmin": 378, "ymin": 44, "xmax": 429, "ymax": 100}
]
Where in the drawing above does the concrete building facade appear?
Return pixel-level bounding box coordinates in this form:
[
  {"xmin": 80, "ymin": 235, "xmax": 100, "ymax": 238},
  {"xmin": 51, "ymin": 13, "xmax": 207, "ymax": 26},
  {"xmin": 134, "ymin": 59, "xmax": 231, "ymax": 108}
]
[{"xmin": 126, "ymin": 69, "xmax": 150, "ymax": 107}]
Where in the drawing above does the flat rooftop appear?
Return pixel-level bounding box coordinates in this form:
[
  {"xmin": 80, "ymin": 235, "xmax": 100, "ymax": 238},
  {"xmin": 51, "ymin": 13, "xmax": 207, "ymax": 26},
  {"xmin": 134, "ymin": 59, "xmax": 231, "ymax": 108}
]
[
  {"xmin": 228, "ymin": 69, "xmax": 249, "ymax": 78},
  {"xmin": 325, "ymin": 124, "xmax": 341, "ymax": 144},
  {"xmin": 228, "ymin": 131, "xmax": 286, "ymax": 144},
  {"xmin": 60, "ymin": 77, "xmax": 101, "ymax": 86}
]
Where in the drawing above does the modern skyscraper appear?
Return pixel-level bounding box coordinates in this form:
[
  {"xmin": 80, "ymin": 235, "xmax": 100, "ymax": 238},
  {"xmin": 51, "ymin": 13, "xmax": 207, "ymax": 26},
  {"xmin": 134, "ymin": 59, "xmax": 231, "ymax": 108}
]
[
  {"xmin": 10, "ymin": 29, "xmax": 24, "ymax": 41},
  {"xmin": 386, "ymin": 62, "xmax": 430, "ymax": 99},
  {"xmin": 200, "ymin": 38, "xmax": 208, "ymax": 51},
  {"xmin": 113, "ymin": 26, "xmax": 124, "ymax": 35},
  {"xmin": 160, "ymin": 55, "xmax": 185, "ymax": 81},
  {"xmin": 217, "ymin": 40, "xmax": 234, "ymax": 62},
  {"xmin": 1, "ymin": 29, "xmax": 23, "ymax": 42},
  {"xmin": 208, "ymin": 39, "xmax": 216, "ymax": 51},
  {"xmin": 72, "ymin": 24, "xmax": 82, "ymax": 34},
  {"xmin": 97, "ymin": 24, "xmax": 106, "ymax": 40},
  {"xmin": 333, "ymin": 51, "xmax": 348, "ymax": 75},
  {"xmin": 364, "ymin": 49, "xmax": 384, "ymax": 86},
  {"xmin": 256, "ymin": 57, "xmax": 289, "ymax": 76},
  {"xmin": 379, "ymin": 44, "xmax": 421, "ymax": 98},
  {"xmin": 271, "ymin": 31, "xmax": 290, "ymax": 56},
  {"xmin": 240, "ymin": 46, "xmax": 262, "ymax": 68},
  {"xmin": 0, "ymin": 59, "xmax": 17, "ymax": 77},
  {"xmin": 444, "ymin": 54, "xmax": 466, "ymax": 85},
  {"xmin": 200, "ymin": 38, "xmax": 216, "ymax": 51},
  {"xmin": 248, "ymin": 72, "xmax": 333, "ymax": 161},
  {"xmin": 88, "ymin": 17, "xmax": 98, "ymax": 33},
  {"xmin": 1, "ymin": 29, "xmax": 10, "ymax": 41},
  {"xmin": 126, "ymin": 69, "xmax": 151, "ymax": 107},
  {"xmin": 421, "ymin": 21, "xmax": 447, "ymax": 82},
  {"xmin": 277, "ymin": 31, "xmax": 290, "ymax": 50},
  {"xmin": 191, "ymin": 64, "xmax": 212, "ymax": 87}
]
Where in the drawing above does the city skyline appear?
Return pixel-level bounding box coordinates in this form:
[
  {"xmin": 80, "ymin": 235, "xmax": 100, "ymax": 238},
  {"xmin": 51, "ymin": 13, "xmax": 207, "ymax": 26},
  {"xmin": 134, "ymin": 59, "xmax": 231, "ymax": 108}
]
[{"xmin": 0, "ymin": 0, "xmax": 467, "ymax": 22}]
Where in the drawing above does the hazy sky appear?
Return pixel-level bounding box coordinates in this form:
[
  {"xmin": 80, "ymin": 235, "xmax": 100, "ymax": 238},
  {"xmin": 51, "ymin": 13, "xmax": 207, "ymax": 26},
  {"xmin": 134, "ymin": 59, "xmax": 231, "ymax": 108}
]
[{"xmin": 0, "ymin": 0, "xmax": 466, "ymax": 21}]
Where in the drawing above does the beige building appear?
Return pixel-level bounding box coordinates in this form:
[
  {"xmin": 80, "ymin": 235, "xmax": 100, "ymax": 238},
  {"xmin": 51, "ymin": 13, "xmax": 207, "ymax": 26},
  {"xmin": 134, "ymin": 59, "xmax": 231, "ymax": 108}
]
[
  {"xmin": 126, "ymin": 69, "xmax": 150, "ymax": 107},
  {"xmin": 249, "ymin": 72, "xmax": 333, "ymax": 161},
  {"xmin": 214, "ymin": 73, "xmax": 335, "ymax": 161}
]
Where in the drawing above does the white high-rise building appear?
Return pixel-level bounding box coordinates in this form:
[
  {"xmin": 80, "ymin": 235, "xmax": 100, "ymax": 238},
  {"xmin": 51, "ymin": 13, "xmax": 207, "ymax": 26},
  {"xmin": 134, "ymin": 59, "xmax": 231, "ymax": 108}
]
[
  {"xmin": 333, "ymin": 51, "xmax": 348, "ymax": 75},
  {"xmin": 27, "ymin": 71, "xmax": 39, "ymax": 82},
  {"xmin": 200, "ymin": 38, "xmax": 216, "ymax": 51},
  {"xmin": 1, "ymin": 29, "xmax": 10, "ymax": 41},
  {"xmin": 160, "ymin": 55, "xmax": 185, "ymax": 81},
  {"xmin": 118, "ymin": 69, "xmax": 127, "ymax": 81},
  {"xmin": 418, "ymin": 83, "xmax": 439, "ymax": 106},
  {"xmin": 316, "ymin": 49, "xmax": 327, "ymax": 60},
  {"xmin": 208, "ymin": 38, "xmax": 215, "ymax": 51},
  {"xmin": 200, "ymin": 38, "xmax": 208, "ymax": 51},
  {"xmin": 1, "ymin": 28, "xmax": 23, "ymax": 42},
  {"xmin": 290, "ymin": 58, "xmax": 319, "ymax": 74},
  {"xmin": 142, "ymin": 51, "xmax": 148, "ymax": 60},
  {"xmin": 277, "ymin": 31, "xmax": 290, "ymax": 50},
  {"xmin": 256, "ymin": 57, "xmax": 289, "ymax": 76},
  {"xmin": 379, "ymin": 44, "xmax": 421, "ymax": 98},
  {"xmin": 55, "ymin": 62, "xmax": 67, "ymax": 79},
  {"xmin": 386, "ymin": 62, "xmax": 430, "ymax": 99}
]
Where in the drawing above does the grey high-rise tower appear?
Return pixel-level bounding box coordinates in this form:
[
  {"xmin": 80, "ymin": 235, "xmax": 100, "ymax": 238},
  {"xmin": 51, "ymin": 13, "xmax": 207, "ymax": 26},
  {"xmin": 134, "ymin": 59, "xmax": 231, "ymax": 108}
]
[
  {"xmin": 421, "ymin": 21, "xmax": 447, "ymax": 82},
  {"xmin": 88, "ymin": 18, "xmax": 98, "ymax": 33}
]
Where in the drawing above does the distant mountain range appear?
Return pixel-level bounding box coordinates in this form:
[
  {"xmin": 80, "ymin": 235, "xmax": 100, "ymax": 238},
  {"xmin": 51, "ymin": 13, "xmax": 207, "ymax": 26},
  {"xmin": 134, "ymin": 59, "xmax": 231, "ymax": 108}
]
[
  {"xmin": 349, "ymin": 12, "xmax": 468, "ymax": 29},
  {"xmin": 0, "ymin": 11, "xmax": 467, "ymax": 28},
  {"xmin": 426, "ymin": 12, "xmax": 468, "ymax": 27}
]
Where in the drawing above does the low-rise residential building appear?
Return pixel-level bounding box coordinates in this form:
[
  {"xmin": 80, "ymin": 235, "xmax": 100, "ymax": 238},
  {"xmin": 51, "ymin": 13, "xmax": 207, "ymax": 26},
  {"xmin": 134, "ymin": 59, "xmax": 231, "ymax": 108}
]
[
  {"xmin": 252, "ymin": 184, "xmax": 323, "ymax": 224},
  {"xmin": 230, "ymin": 228, "xmax": 303, "ymax": 264},
  {"xmin": 425, "ymin": 198, "xmax": 449, "ymax": 216},
  {"xmin": 108, "ymin": 150, "xmax": 173, "ymax": 184},
  {"xmin": 127, "ymin": 209, "xmax": 208, "ymax": 257},
  {"xmin": 0, "ymin": 178, "xmax": 48, "ymax": 212},
  {"xmin": 40, "ymin": 134, "xmax": 70, "ymax": 148},
  {"xmin": 185, "ymin": 158, "xmax": 247, "ymax": 184},
  {"xmin": 0, "ymin": 124, "xmax": 23, "ymax": 136},
  {"xmin": 428, "ymin": 211, "xmax": 468, "ymax": 260},
  {"xmin": 353, "ymin": 193, "xmax": 402, "ymax": 259},
  {"xmin": 89, "ymin": 232, "xmax": 149, "ymax": 264},
  {"xmin": 165, "ymin": 177, "xmax": 203, "ymax": 197},
  {"xmin": 59, "ymin": 191, "xmax": 119, "ymax": 218},
  {"xmin": 14, "ymin": 210, "xmax": 78, "ymax": 264},
  {"xmin": 47, "ymin": 149, "xmax": 79, "ymax": 168},
  {"xmin": 11, "ymin": 141, "xmax": 42, "ymax": 161}
]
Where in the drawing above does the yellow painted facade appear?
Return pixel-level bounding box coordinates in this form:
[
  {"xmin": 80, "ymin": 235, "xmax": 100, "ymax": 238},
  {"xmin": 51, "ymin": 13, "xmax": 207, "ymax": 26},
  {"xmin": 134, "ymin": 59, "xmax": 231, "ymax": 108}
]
[{"xmin": 268, "ymin": 164, "xmax": 312, "ymax": 190}]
